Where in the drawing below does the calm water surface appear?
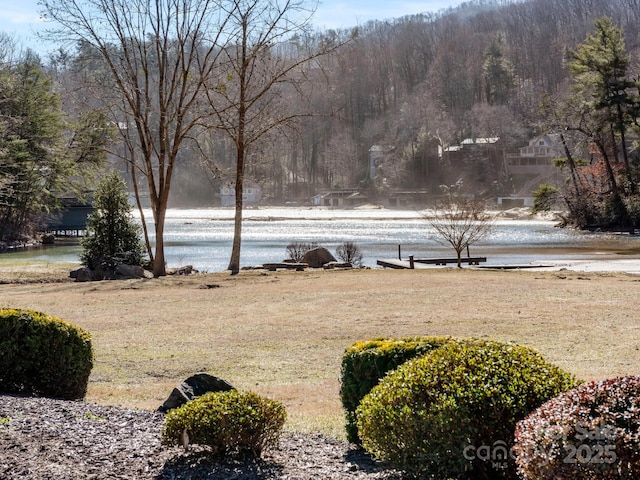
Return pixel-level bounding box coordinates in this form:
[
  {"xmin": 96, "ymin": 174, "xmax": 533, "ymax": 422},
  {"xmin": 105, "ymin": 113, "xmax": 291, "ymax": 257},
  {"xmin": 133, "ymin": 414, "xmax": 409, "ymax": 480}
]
[{"xmin": 3, "ymin": 207, "xmax": 640, "ymax": 272}]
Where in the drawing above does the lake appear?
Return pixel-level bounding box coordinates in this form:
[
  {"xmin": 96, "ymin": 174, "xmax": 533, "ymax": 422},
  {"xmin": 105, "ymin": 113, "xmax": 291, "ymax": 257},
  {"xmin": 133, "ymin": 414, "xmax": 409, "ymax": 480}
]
[{"xmin": 3, "ymin": 207, "xmax": 640, "ymax": 272}]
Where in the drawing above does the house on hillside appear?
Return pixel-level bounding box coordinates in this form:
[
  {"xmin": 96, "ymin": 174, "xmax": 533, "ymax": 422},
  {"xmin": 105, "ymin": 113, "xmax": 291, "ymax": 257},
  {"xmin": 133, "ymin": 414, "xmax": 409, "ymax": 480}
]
[
  {"xmin": 441, "ymin": 137, "xmax": 505, "ymax": 193},
  {"xmin": 220, "ymin": 181, "xmax": 262, "ymax": 207},
  {"xmin": 500, "ymin": 134, "xmax": 563, "ymax": 207},
  {"xmin": 442, "ymin": 137, "xmax": 502, "ymax": 161}
]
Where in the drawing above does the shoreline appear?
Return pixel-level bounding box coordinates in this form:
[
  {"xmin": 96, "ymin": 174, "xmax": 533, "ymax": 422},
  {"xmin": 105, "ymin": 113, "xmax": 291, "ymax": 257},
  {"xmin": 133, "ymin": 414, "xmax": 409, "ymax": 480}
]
[{"xmin": 2, "ymin": 206, "xmax": 640, "ymax": 275}]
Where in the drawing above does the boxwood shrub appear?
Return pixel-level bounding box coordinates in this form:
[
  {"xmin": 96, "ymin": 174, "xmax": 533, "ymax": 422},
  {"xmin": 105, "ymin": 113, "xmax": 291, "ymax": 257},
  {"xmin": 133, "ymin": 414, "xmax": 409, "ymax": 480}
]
[
  {"xmin": 162, "ymin": 390, "xmax": 286, "ymax": 458},
  {"xmin": 514, "ymin": 375, "xmax": 640, "ymax": 480},
  {"xmin": 356, "ymin": 340, "xmax": 578, "ymax": 479},
  {"xmin": 340, "ymin": 336, "xmax": 454, "ymax": 444},
  {"xmin": 0, "ymin": 308, "xmax": 94, "ymax": 399}
]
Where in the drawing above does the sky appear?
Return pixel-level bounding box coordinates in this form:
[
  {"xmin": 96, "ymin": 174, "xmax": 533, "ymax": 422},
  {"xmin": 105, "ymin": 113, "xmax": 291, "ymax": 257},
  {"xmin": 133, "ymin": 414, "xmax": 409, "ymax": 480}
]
[{"xmin": 0, "ymin": 0, "xmax": 464, "ymax": 57}]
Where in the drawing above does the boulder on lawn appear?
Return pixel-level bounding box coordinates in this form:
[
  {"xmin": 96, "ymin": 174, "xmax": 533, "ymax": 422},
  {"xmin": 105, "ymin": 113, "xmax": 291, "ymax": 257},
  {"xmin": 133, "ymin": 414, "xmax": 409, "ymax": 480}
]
[
  {"xmin": 302, "ymin": 247, "xmax": 337, "ymax": 268},
  {"xmin": 115, "ymin": 263, "xmax": 148, "ymax": 279},
  {"xmin": 157, "ymin": 372, "xmax": 235, "ymax": 412},
  {"xmin": 70, "ymin": 267, "xmax": 94, "ymax": 282}
]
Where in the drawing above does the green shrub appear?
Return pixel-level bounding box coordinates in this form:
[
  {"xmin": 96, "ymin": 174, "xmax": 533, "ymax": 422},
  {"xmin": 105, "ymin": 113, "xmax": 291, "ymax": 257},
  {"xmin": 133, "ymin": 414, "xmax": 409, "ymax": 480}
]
[
  {"xmin": 514, "ymin": 375, "xmax": 640, "ymax": 480},
  {"xmin": 340, "ymin": 336, "xmax": 454, "ymax": 444},
  {"xmin": 356, "ymin": 340, "xmax": 578, "ymax": 479},
  {"xmin": 0, "ymin": 308, "xmax": 93, "ymax": 399},
  {"xmin": 162, "ymin": 390, "xmax": 286, "ymax": 458},
  {"xmin": 81, "ymin": 171, "xmax": 146, "ymax": 272}
]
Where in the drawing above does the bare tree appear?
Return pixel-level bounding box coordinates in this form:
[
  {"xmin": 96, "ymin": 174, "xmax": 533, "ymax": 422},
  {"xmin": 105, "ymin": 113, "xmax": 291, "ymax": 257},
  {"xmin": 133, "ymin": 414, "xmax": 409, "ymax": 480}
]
[
  {"xmin": 205, "ymin": 0, "xmax": 344, "ymax": 274},
  {"xmin": 335, "ymin": 241, "xmax": 363, "ymax": 267},
  {"xmin": 41, "ymin": 0, "xmax": 228, "ymax": 277},
  {"xmin": 423, "ymin": 194, "xmax": 494, "ymax": 268},
  {"xmin": 285, "ymin": 241, "xmax": 315, "ymax": 262}
]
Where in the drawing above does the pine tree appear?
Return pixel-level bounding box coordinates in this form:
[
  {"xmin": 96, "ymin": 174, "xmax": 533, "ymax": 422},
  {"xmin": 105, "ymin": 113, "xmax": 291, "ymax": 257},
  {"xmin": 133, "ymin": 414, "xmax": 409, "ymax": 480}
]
[
  {"xmin": 80, "ymin": 172, "xmax": 146, "ymax": 271},
  {"xmin": 568, "ymin": 17, "xmax": 636, "ymax": 189}
]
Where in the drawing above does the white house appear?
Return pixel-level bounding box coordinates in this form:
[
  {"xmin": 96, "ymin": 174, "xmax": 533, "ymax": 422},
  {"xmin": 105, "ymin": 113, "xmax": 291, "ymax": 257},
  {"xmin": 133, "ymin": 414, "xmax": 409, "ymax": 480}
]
[
  {"xmin": 220, "ymin": 181, "xmax": 262, "ymax": 207},
  {"xmin": 500, "ymin": 134, "xmax": 563, "ymax": 207}
]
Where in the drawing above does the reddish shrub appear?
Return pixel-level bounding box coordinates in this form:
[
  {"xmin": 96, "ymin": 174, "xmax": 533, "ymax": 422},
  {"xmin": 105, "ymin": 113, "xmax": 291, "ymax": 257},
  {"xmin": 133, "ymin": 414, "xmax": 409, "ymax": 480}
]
[{"xmin": 514, "ymin": 375, "xmax": 640, "ymax": 479}]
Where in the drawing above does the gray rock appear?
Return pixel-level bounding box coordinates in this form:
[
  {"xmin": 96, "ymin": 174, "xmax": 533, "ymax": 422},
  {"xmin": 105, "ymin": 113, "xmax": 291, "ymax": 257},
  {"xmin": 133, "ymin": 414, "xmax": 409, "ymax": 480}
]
[
  {"xmin": 157, "ymin": 373, "xmax": 235, "ymax": 412},
  {"xmin": 70, "ymin": 267, "xmax": 94, "ymax": 282},
  {"xmin": 114, "ymin": 263, "xmax": 147, "ymax": 279},
  {"xmin": 302, "ymin": 247, "xmax": 337, "ymax": 268}
]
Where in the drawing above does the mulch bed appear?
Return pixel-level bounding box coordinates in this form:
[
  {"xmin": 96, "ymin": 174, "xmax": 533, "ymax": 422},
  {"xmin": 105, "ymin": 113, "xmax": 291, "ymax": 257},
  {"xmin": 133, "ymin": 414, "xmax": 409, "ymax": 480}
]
[{"xmin": 0, "ymin": 394, "xmax": 402, "ymax": 479}]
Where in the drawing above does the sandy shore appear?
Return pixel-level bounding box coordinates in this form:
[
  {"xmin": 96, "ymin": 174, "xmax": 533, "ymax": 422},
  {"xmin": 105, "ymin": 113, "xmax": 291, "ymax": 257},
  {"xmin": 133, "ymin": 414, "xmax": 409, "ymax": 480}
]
[
  {"xmin": 529, "ymin": 257, "xmax": 640, "ymax": 274},
  {"xmin": 472, "ymin": 257, "xmax": 640, "ymax": 274}
]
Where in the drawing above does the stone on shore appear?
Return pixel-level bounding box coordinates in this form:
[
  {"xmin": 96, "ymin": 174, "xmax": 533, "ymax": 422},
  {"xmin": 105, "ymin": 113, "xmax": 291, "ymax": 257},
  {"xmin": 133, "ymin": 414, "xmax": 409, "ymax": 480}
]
[{"xmin": 302, "ymin": 247, "xmax": 337, "ymax": 268}]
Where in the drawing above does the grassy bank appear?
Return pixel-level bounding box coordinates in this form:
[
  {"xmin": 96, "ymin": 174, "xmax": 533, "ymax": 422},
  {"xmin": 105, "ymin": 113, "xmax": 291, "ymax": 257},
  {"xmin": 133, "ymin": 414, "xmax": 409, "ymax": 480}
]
[{"xmin": 1, "ymin": 267, "xmax": 638, "ymax": 439}]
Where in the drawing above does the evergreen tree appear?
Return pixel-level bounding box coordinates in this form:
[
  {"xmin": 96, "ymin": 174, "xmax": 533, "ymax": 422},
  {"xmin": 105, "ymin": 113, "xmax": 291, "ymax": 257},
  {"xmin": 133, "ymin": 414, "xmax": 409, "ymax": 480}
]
[
  {"xmin": 0, "ymin": 47, "xmax": 111, "ymax": 243},
  {"xmin": 568, "ymin": 17, "xmax": 637, "ymax": 190},
  {"xmin": 549, "ymin": 17, "xmax": 640, "ymax": 229},
  {"xmin": 80, "ymin": 171, "xmax": 146, "ymax": 271},
  {"xmin": 483, "ymin": 35, "xmax": 516, "ymax": 106},
  {"xmin": 0, "ymin": 51, "xmax": 64, "ymax": 241}
]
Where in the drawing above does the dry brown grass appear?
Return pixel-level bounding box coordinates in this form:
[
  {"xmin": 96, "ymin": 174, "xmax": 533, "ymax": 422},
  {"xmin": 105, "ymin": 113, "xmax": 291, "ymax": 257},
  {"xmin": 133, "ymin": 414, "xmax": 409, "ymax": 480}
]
[{"xmin": 1, "ymin": 265, "xmax": 639, "ymax": 439}]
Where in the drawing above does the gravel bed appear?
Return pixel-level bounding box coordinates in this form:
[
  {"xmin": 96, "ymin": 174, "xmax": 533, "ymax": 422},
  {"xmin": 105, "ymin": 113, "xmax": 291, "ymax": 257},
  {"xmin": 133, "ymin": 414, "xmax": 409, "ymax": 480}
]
[{"xmin": 0, "ymin": 395, "xmax": 402, "ymax": 479}]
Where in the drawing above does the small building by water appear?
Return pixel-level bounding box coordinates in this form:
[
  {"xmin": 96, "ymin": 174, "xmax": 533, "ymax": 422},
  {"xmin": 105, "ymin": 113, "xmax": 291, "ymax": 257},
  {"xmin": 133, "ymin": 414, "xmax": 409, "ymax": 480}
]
[{"xmin": 43, "ymin": 194, "xmax": 94, "ymax": 236}]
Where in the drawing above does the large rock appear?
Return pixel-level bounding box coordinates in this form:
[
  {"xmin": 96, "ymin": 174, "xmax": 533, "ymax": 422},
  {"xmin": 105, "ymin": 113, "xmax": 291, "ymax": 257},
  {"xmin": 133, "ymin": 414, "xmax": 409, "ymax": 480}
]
[
  {"xmin": 157, "ymin": 373, "xmax": 235, "ymax": 412},
  {"xmin": 70, "ymin": 267, "xmax": 94, "ymax": 282},
  {"xmin": 114, "ymin": 263, "xmax": 149, "ymax": 279},
  {"xmin": 70, "ymin": 263, "xmax": 151, "ymax": 281},
  {"xmin": 302, "ymin": 247, "xmax": 337, "ymax": 268}
]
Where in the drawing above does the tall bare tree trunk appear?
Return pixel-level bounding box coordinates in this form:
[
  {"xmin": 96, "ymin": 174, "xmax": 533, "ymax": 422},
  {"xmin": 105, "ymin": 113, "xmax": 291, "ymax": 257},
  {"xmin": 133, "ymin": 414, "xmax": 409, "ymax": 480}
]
[{"xmin": 228, "ymin": 144, "xmax": 245, "ymax": 274}]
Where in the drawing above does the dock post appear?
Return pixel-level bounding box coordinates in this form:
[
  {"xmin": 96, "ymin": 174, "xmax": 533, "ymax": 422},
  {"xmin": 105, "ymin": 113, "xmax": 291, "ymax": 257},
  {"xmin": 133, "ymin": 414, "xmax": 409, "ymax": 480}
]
[
  {"xmin": 398, "ymin": 245, "xmax": 402, "ymax": 260},
  {"xmin": 409, "ymin": 255, "xmax": 415, "ymax": 269}
]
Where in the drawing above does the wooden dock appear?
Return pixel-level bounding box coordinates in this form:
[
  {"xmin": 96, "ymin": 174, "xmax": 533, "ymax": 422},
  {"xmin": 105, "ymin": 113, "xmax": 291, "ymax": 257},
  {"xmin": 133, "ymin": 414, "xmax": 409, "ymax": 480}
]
[
  {"xmin": 262, "ymin": 262, "xmax": 308, "ymax": 271},
  {"xmin": 376, "ymin": 258, "xmax": 432, "ymax": 269},
  {"xmin": 377, "ymin": 255, "xmax": 487, "ymax": 269},
  {"xmin": 414, "ymin": 256, "xmax": 486, "ymax": 266}
]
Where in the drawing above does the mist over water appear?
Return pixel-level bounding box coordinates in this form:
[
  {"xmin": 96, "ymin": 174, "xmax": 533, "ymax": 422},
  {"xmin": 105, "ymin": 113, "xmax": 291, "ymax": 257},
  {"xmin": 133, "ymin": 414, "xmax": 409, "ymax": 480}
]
[{"xmin": 4, "ymin": 207, "xmax": 640, "ymax": 272}]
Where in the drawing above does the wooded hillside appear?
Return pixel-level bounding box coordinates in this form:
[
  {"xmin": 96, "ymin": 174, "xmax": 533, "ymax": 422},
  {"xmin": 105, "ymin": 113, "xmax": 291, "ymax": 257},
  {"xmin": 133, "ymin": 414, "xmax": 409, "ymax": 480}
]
[
  {"xmin": 8, "ymin": 0, "xmax": 640, "ymax": 209},
  {"xmin": 159, "ymin": 0, "xmax": 640, "ymax": 207}
]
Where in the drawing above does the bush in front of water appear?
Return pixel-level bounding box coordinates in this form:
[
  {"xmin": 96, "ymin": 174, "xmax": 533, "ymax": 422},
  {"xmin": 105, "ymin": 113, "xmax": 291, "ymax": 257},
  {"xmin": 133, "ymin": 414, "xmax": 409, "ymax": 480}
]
[
  {"xmin": 0, "ymin": 308, "xmax": 94, "ymax": 399},
  {"xmin": 162, "ymin": 390, "xmax": 286, "ymax": 458},
  {"xmin": 285, "ymin": 241, "xmax": 317, "ymax": 262},
  {"xmin": 514, "ymin": 375, "xmax": 640, "ymax": 480},
  {"xmin": 356, "ymin": 340, "xmax": 578, "ymax": 479},
  {"xmin": 340, "ymin": 336, "xmax": 454, "ymax": 444},
  {"xmin": 335, "ymin": 241, "xmax": 364, "ymax": 267},
  {"xmin": 81, "ymin": 171, "xmax": 146, "ymax": 273}
]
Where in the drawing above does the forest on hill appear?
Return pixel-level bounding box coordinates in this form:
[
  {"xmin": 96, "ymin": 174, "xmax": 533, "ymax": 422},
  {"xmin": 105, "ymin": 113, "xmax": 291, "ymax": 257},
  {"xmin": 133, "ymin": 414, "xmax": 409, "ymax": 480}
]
[
  {"xmin": 3, "ymin": 0, "xmax": 640, "ymax": 249},
  {"xmin": 153, "ymin": 0, "xmax": 640, "ymax": 208}
]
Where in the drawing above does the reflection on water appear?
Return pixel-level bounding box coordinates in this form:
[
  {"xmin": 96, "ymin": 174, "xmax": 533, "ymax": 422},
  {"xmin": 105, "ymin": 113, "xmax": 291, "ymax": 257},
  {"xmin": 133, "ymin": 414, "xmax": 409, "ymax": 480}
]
[{"xmin": 2, "ymin": 208, "xmax": 640, "ymax": 272}]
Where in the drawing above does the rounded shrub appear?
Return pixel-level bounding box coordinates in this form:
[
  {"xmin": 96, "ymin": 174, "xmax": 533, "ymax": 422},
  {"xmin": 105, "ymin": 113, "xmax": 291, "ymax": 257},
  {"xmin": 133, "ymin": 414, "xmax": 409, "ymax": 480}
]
[
  {"xmin": 0, "ymin": 308, "xmax": 94, "ymax": 399},
  {"xmin": 514, "ymin": 375, "xmax": 640, "ymax": 480},
  {"xmin": 340, "ymin": 336, "xmax": 454, "ymax": 444},
  {"xmin": 162, "ymin": 390, "xmax": 287, "ymax": 458},
  {"xmin": 356, "ymin": 340, "xmax": 578, "ymax": 479}
]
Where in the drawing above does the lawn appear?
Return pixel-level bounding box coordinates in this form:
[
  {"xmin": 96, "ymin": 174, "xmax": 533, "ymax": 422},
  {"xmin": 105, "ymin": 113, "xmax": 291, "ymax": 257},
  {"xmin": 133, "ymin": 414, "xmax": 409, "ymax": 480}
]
[{"xmin": 1, "ymin": 265, "xmax": 638, "ymax": 439}]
